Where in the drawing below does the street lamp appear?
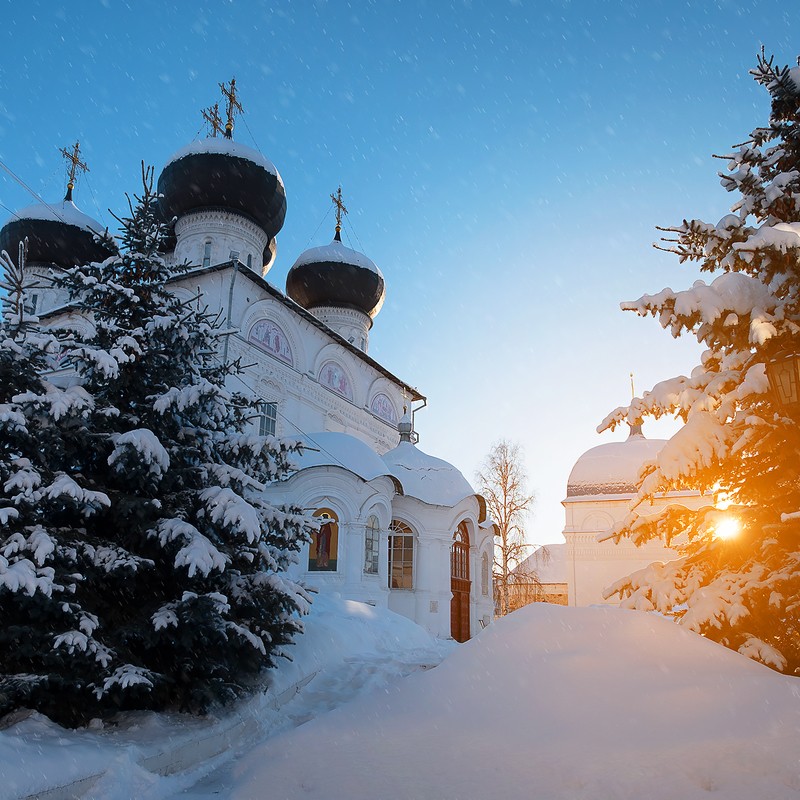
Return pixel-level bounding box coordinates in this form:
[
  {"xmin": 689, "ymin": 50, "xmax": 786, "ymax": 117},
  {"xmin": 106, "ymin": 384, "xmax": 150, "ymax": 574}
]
[{"xmin": 766, "ymin": 350, "xmax": 800, "ymax": 410}]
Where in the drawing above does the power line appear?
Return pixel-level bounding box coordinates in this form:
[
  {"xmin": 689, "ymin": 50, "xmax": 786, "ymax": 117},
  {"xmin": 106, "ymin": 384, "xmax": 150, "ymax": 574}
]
[
  {"xmin": 227, "ymin": 357, "xmax": 361, "ymax": 475},
  {"xmin": 241, "ymin": 114, "xmax": 261, "ymax": 154},
  {"xmin": 83, "ymin": 172, "xmax": 108, "ymax": 228},
  {"xmin": 304, "ymin": 205, "xmax": 334, "ymax": 249},
  {"xmin": 0, "ymin": 158, "xmax": 69, "ymax": 225}
]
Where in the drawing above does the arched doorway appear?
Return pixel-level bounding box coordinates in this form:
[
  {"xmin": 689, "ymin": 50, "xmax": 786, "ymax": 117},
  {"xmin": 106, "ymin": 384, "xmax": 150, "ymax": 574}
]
[{"xmin": 451, "ymin": 522, "xmax": 471, "ymax": 642}]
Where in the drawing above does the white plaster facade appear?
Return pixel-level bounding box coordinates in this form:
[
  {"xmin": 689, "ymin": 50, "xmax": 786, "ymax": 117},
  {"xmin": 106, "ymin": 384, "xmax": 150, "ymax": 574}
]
[
  {"xmin": 561, "ymin": 430, "xmax": 704, "ymax": 606},
  {"xmin": 169, "ymin": 257, "xmax": 495, "ymax": 640},
  {"xmin": 23, "ymin": 137, "xmax": 495, "ymax": 642}
]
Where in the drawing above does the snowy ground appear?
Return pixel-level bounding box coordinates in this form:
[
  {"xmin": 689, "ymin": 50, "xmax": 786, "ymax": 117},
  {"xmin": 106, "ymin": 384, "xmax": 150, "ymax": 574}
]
[
  {"xmin": 0, "ymin": 595, "xmax": 452, "ymax": 800},
  {"xmin": 2, "ymin": 600, "xmax": 800, "ymax": 800}
]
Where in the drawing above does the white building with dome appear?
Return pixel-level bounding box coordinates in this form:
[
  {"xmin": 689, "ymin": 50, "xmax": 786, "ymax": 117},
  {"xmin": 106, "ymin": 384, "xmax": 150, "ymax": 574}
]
[
  {"xmin": 562, "ymin": 425, "xmax": 703, "ymax": 606},
  {"xmin": 0, "ymin": 109, "xmax": 495, "ymax": 643}
]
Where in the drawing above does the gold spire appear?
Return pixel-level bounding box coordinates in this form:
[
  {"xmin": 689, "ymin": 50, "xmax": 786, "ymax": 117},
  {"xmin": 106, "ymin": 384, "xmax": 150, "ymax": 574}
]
[
  {"xmin": 630, "ymin": 372, "xmax": 635, "ymax": 399},
  {"xmin": 330, "ymin": 185, "xmax": 348, "ymax": 241},
  {"xmin": 201, "ymin": 102, "xmax": 224, "ymax": 137},
  {"xmin": 219, "ymin": 77, "xmax": 243, "ymax": 138},
  {"xmin": 59, "ymin": 141, "xmax": 89, "ymax": 202}
]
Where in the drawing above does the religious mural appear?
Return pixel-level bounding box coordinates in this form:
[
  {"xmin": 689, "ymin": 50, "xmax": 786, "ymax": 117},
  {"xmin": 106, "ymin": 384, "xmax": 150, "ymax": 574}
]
[
  {"xmin": 370, "ymin": 392, "xmax": 398, "ymax": 424},
  {"xmin": 308, "ymin": 508, "xmax": 338, "ymax": 571},
  {"xmin": 318, "ymin": 360, "xmax": 353, "ymax": 401},
  {"xmin": 248, "ymin": 319, "xmax": 294, "ymax": 366}
]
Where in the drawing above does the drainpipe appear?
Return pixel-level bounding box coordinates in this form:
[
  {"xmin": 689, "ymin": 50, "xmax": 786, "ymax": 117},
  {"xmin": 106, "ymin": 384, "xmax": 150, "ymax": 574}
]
[{"xmin": 222, "ymin": 257, "xmax": 239, "ymax": 366}]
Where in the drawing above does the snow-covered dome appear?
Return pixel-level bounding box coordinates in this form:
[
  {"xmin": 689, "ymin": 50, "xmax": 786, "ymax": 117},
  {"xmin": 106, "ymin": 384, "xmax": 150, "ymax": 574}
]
[
  {"xmin": 0, "ymin": 198, "xmax": 113, "ymax": 268},
  {"xmin": 382, "ymin": 441, "xmax": 475, "ymax": 506},
  {"xmin": 157, "ymin": 136, "xmax": 287, "ymax": 243},
  {"xmin": 292, "ymin": 432, "xmax": 394, "ymax": 483},
  {"xmin": 286, "ymin": 234, "xmax": 385, "ymax": 319},
  {"xmin": 566, "ymin": 430, "xmax": 666, "ymax": 498}
]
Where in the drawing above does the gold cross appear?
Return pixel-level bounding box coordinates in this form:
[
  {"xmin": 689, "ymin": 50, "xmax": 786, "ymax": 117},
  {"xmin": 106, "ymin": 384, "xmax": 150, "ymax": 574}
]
[
  {"xmin": 219, "ymin": 77, "xmax": 244, "ymax": 138},
  {"xmin": 330, "ymin": 186, "xmax": 348, "ymax": 240},
  {"xmin": 201, "ymin": 102, "xmax": 223, "ymax": 137},
  {"xmin": 59, "ymin": 141, "xmax": 89, "ymax": 201}
]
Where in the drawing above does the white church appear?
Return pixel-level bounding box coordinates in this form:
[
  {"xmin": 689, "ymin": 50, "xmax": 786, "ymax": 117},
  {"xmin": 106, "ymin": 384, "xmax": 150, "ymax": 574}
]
[
  {"xmin": 518, "ymin": 423, "xmax": 704, "ymax": 607},
  {"xmin": 0, "ymin": 87, "xmax": 495, "ymax": 643}
]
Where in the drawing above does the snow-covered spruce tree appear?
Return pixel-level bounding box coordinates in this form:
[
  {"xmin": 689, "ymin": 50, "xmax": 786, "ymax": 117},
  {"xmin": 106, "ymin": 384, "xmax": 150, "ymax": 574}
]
[
  {"xmin": 599, "ymin": 51, "xmax": 800, "ymax": 674},
  {"xmin": 0, "ymin": 245, "xmax": 114, "ymax": 724},
  {"xmin": 2, "ymin": 165, "xmax": 313, "ymax": 726}
]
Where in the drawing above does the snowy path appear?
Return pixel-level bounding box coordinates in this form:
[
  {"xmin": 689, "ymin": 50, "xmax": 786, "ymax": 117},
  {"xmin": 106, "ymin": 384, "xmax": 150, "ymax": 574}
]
[{"xmin": 171, "ymin": 646, "xmax": 444, "ymax": 798}]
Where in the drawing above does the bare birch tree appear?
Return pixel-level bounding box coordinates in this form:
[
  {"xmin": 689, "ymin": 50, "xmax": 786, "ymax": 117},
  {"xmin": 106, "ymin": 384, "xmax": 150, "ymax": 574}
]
[{"xmin": 476, "ymin": 440, "xmax": 536, "ymax": 616}]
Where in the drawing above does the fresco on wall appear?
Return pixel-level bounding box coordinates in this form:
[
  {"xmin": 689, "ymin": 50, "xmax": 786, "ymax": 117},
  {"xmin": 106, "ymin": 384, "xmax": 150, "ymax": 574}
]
[
  {"xmin": 249, "ymin": 319, "xmax": 294, "ymax": 366},
  {"xmin": 308, "ymin": 508, "xmax": 339, "ymax": 571},
  {"xmin": 370, "ymin": 392, "xmax": 398, "ymax": 424},
  {"xmin": 319, "ymin": 361, "xmax": 353, "ymax": 401}
]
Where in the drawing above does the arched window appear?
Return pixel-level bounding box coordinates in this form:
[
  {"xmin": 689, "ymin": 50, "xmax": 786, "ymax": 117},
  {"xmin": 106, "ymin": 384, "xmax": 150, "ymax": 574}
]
[
  {"xmin": 364, "ymin": 515, "xmax": 380, "ymax": 575},
  {"xmin": 202, "ymin": 240, "xmax": 212, "ymax": 268},
  {"xmin": 481, "ymin": 551, "xmax": 490, "ymax": 597},
  {"xmin": 388, "ymin": 520, "xmax": 414, "ymax": 589},
  {"xmin": 451, "ymin": 523, "xmax": 470, "ymax": 582},
  {"xmin": 309, "ymin": 508, "xmax": 338, "ymax": 572}
]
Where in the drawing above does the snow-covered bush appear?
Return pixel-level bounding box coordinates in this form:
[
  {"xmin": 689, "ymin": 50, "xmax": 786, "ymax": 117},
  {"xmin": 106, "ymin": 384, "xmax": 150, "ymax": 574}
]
[
  {"xmin": 0, "ymin": 166, "xmax": 313, "ymax": 726},
  {"xmin": 600, "ymin": 51, "xmax": 800, "ymax": 674}
]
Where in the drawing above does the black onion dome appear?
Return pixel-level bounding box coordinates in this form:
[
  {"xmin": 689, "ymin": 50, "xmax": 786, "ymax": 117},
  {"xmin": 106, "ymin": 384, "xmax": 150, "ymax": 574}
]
[
  {"xmin": 157, "ymin": 137, "xmax": 286, "ymax": 239},
  {"xmin": 286, "ymin": 238, "xmax": 385, "ymax": 318},
  {"xmin": 0, "ymin": 199, "xmax": 113, "ymax": 267}
]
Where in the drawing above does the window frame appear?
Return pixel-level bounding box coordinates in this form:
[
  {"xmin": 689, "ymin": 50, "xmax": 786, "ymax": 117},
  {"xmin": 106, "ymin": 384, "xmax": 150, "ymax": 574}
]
[
  {"xmin": 388, "ymin": 520, "xmax": 414, "ymax": 590},
  {"xmin": 258, "ymin": 401, "xmax": 278, "ymax": 437},
  {"xmin": 364, "ymin": 515, "xmax": 380, "ymax": 575}
]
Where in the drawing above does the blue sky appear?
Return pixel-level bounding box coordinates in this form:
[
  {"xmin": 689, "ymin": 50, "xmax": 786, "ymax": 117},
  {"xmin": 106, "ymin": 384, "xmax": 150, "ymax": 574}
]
[{"xmin": 2, "ymin": 1, "xmax": 799, "ymax": 543}]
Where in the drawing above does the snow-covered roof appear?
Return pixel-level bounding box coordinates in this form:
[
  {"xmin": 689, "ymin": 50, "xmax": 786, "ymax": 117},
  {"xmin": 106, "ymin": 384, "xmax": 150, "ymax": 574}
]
[
  {"xmin": 291, "ymin": 239, "xmax": 383, "ymax": 278},
  {"xmin": 4, "ymin": 199, "xmax": 105, "ymax": 234},
  {"xmin": 292, "ymin": 432, "xmax": 394, "ymax": 483},
  {"xmin": 164, "ymin": 136, "xmax": 282, "ymax": 184},
  {"xmin": 381, "ymin": 442, "xmax": 475, "ymax": 507},
  {"xmin": 515, "ymin": 543, "xmax": 567, "ymax": 584},
  {"xmin": 567, "ymin": 433, "xmax": 666, "ymax": 498}
]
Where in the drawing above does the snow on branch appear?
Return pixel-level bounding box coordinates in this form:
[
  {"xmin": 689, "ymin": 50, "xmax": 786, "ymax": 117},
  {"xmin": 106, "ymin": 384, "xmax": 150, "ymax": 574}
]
[
  {"xmin": 0, "ymin": 556, "xmax": 57, "ymax": 597},
  {"xmin": 53, "ymin": 630, "xmax": 112, "ymax": 667},
  {"xmin": 13, "ymin": 383, "xmax": 95, "ymax": 422},
  {"xmin": 621, "ymin": 272, "xmax": 779, "ymax": 345},
  {"xmin": 97, "ymin": 664, "xmax": 154, "ymax": 696},
  {"xmin": 151, "ymin": 605, "xmax": 179, "ymax": 631},
  {"xmin": 152, "ymin": 518, "xmax": 229, "ymax": 578},
  {"xmin": 153, "ymin": 379, "xmax": 231, "ymax": 422},
  {"xmin": 226, "ymin": 621, "xmax": 266, "ymax": 654},
  {"xmin": 199, "ymin": 486, "xmax": 262, "ymax": 543},
  {"xmin": 36, "ymin": 474, "xmax": 111, "ymax": 515},
  {"xmin": 738, "ymin": 635, "xmax": 788, "ymax": 671},
  {"xmin": 108, "ymin": 428, "xmax": 171, "ymax": 480}
]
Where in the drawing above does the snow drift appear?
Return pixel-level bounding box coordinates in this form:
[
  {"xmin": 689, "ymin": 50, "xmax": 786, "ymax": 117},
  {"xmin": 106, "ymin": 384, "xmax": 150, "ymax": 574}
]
[{"xmin": 220, "ymin": 603, "xmax": 800, "ymax": 800}]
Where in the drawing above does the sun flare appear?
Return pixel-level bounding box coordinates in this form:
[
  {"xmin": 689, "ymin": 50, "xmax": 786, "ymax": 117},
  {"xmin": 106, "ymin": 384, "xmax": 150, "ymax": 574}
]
[{"xmin": 714, "ymin": 517, "xmax": 740, "ymax": 541}]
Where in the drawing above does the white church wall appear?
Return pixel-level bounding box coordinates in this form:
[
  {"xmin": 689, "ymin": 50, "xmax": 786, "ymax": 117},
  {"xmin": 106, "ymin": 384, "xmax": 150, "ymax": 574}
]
[
  {"xmin": 25, "ymin": 265, "xmax": 68, "ymax": 316},
  {"xmin": 265, "ymin": 467, "xmax": 395, "ymax": 608},
  {"xmin": 172, "ymin": 267, "xmax": 406, "ymax": 453},
  {"xmin": 173, "ymin": 210, "xmax": 268, "ymax": 273},
  {"xmin": 563, "ymin": 491, "xmax": 704, "ymax": 606}
]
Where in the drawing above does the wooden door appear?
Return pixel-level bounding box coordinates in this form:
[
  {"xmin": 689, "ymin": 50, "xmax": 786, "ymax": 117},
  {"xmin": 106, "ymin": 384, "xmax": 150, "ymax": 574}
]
[{"xmin": 451, "ymin": 524, "xmax": 471, "ymax": 642}]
